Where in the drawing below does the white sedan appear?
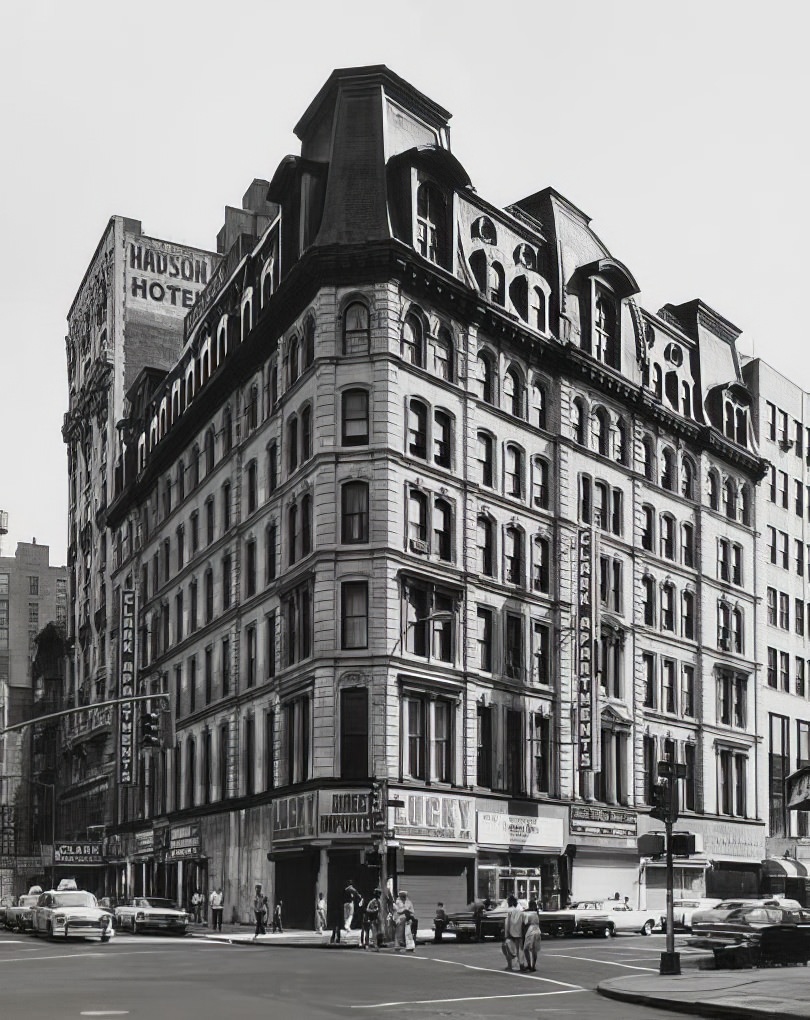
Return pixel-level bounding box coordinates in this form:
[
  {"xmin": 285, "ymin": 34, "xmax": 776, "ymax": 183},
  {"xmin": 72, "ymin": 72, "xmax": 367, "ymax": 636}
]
[
  {"xmin": 571, "ymin": 900, "xmax": 660, "ymax": 936},
  {"xmin": 32, "ymin": 890, "xmax": 114, "ymax": 941},
  {"xmin": 115, "ymin": 897, "xmax": 189, "ymax": 935}
]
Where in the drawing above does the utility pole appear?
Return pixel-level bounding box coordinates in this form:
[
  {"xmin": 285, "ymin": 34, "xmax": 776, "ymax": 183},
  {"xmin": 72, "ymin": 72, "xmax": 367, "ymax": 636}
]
[{"xmin": 652, "ymin": 759, "xmax": 686, "ymax": 976}]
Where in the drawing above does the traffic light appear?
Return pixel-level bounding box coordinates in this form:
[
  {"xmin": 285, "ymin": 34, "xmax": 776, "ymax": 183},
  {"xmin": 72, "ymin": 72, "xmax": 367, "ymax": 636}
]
[
  {"xmin": 364, "ymin": 849, "xmax": 382, "ymax": 868},
  {"xmin": 650, "ymin": 782, "xmax": 670, "ymax": 823},
  {"xmin": 140, "ymin": 710, "xmax": 161, "ymax": 749}
]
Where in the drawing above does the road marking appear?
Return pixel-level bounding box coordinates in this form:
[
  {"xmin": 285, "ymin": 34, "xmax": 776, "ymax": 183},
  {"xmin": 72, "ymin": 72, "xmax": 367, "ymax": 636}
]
[
  {"xmin": 421, "ymin": 956, "xmax": 581, "ymax": 988},
  {"xmin": 541, "ymin": 952, "xmax": 657, "ymax": 972},
  {"xmin": 351, "ymin": 989, "xmax": 585, "ymax": 1009},
  {"xmin": 80, "ymin": 1013, "xmax": 130, "ymax": 1017}
]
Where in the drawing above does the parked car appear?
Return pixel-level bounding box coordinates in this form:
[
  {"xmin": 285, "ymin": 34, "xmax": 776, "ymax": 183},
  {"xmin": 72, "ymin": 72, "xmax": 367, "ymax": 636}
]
[
  {"xmin": 31, "ymin": 889, "xmax": 114, "ymax": 941},
  {"xmin": 114, "ymin": 897, "xmax": 189, "ymax": 935},
  {"xmin": 540, "ymin": 900, "xmax": 659, "ymax": 937},
  {"xmin": 5, "ymin": 887, "xmax": 42, "ymax": 932},
  {"xmin": 443, "ymin": 899, "xmax": 511, "ymax": 941},
  {"xmin": 691, "ymin": 904, "xmax": 810, "ymax": 948},
  {"xmin": 663, "ymin": 898, "xmax": 723, "ymax": 931},
  {"xmin": 690, "ymin": 898, "xmax": 800, "ymax": 929},
  {"xmin": 0, "ymin": 895, "xmax": 13, "ymax": 927}
]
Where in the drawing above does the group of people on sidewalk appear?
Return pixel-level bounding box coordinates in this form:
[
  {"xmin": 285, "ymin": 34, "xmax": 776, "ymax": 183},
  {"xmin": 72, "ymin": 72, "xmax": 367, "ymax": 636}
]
[
  {"xmin": 501, "ymin": 895, "xmax": 542, "ymax": 972},
  {"xmin": 324, "ymin": 879, "xmax": 417, "ymax": 952},
  {"xmin": 190, "ymin": 887, "xmax": 224, "ymax": 931},
  {"xmin": 252, "ymin": 884, "xmax": 283, "ymax": 938}
]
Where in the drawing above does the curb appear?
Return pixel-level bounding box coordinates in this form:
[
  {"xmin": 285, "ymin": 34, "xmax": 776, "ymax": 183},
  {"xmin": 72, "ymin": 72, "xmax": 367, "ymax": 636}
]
[{"xmin": 597, "ymin": 982, "xmax": 802, "ymax": 1020}]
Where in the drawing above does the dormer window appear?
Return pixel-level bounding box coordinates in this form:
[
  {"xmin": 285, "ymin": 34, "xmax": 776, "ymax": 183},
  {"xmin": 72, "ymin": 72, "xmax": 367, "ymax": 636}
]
[
  {"xmin": 594, "ymin": 290, "xmax": 618, "ymax": 367},
  {"xmin": 416, "ymin": 181, "xmax": 448, "ymax": 267}
]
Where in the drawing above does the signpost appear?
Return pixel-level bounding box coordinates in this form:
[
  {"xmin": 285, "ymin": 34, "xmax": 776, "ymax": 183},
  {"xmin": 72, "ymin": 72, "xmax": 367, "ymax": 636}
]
[{"xmin": 650, "ymin": 759, "xmax": 686, "ymax": 976}]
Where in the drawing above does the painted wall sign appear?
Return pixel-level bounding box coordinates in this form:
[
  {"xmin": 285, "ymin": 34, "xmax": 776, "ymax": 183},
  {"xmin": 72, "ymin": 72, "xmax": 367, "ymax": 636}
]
[
  {"xmin": 577, "ymin": 529, "xmax": 599, "ymax": 771},
  {"xmin": 134, "ymin": 829, "xmax": 154, "ymax": 857},
  {"xmin": 272, "ymin": 792, "xmax": 317, "ymax": 842},
  {"xmin": 390, "ymin": 791, "xmax": 474, "ymax": 842},
  {"xmin": 118, "ymin": 589, "xmax": 136, "ymax": 785},
  {"xmin": 318, "ymin": 790, "xmax": 372, "ymax": 836},
  {"xmin": 54, "ymin": 841, "xmax": 103, "ymax": 864},
  {"xmin": 166, "ymin": 823, "xmax": 201, "ymax": 861},
  {"xmin": 127, "ymin": 241, "xmax": 214, "ymax": 311},
  {"xmin": 570, "ymin": 805, "xmax": 637, "ymax": 838},
  {"xmin": 477, "ymin": 812, "xmax": 564, "ymax": 852}
]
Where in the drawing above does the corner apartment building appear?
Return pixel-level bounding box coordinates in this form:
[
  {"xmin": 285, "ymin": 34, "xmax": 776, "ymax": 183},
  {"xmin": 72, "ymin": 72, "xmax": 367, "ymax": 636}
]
[
  {"xmin": 61, "ymin": 216, "xmax": 219, "ymax": 861},
  {"xmin": 90, "ymin": 65, "xmax": 768, "ymax": 924},
  {"xmin": 744, "ymin": 358, "xmax": 810, "ymax": 897},
  {"xmin": 0, "ymin": 539, "xmax": 66, "ymax": 898}
]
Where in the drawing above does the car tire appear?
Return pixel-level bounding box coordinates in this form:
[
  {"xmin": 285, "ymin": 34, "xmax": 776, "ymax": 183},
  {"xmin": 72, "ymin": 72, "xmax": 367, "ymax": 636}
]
[
  {"xmin": 602, "ymin": 926, "xmax": 612, "ymax": 938},
  {"xmin": 133, "ymin": 920, "xmax": 140, "ymax": 935},
  {"xmin": 641, "ymin": 920, "xmax": 654, "ymax": 936},
  {"xmin": 100, "ymin": 935, "xmax": 110, "ymax": 943}
]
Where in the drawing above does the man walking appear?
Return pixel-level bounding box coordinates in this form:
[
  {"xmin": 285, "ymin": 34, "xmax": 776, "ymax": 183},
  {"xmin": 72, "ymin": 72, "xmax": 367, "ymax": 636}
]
[
  {"xmin": 343, "ymin": 877, "xmax": 362, "ymax": 933},
  {"xmin": 363, "ymin": 887, "xmax": 382, "ymax": 951},
  {"xmin": 252, "ymin": 884, "xmax": 267, "ymax": 940},
  {"xmin": 191, "ymin": 889, "xmax": 203, "ymax": 924},
  {"xmin": 209, "ymin": 887, "xmax": 224, "ymax": 932},
  {"xmin": 501, "ymin": 895, "xmax": 525, "ymax": 971}
]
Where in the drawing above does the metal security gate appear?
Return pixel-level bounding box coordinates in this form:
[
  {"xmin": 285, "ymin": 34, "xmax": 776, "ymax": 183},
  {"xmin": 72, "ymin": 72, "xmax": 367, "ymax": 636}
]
[{"xmin": 401, "ymin": 856, "xmax": 471, "ymax": 922}]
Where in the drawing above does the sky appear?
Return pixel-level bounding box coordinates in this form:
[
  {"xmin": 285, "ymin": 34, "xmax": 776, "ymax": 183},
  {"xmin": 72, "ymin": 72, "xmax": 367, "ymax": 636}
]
[{"xmin": 1, "ymin": 0, "xmax": 808, "ymax": 566}]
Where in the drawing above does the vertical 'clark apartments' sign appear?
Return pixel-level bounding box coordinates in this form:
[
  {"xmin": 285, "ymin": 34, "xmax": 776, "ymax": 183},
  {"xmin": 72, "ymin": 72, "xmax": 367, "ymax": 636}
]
[
  {"xmin": 577, "ymin": 530, "xmax": 597, "ymax": 771},
  {"xmin": 119, "ymin": 590, "xmax": 136, "ymax": 785}
]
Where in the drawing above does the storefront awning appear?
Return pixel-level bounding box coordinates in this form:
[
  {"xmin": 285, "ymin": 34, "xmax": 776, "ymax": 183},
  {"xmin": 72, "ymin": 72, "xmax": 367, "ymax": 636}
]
[{"xmin": 762, "ymin": 857, "xmax": 808, "ymax": 879}]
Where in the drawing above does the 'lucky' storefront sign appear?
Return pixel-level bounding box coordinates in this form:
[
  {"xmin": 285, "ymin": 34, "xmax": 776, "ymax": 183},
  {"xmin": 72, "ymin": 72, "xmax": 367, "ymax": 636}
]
[{"xmin": 390, "ymin": 790, "xmax": 474, "ymax": 842}]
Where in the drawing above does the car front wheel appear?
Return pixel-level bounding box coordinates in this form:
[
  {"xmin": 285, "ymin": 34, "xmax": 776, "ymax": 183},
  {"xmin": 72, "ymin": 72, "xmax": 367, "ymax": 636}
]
[
  {"xmin": 603, "ymin": 925, "xmax": 614, "ymax": 938},
  {"xmin": 641, "ymin": 920, "xmax": 654, "ymax": 936}
]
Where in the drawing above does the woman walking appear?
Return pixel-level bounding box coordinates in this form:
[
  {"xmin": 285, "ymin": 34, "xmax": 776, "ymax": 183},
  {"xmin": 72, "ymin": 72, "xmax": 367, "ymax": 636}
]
[{"xmin": 522, "ymin": 899, "xmax": 542, "ymax": 972}]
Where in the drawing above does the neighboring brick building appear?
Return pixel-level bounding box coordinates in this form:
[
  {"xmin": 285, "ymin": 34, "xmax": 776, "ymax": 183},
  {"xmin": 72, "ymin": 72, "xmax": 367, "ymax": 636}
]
[
  {"xmin": 87, "ymin": 65, "xmax": 771, "ymax": 924},
  {"xmin": 0, "ymin": 539, "xmax": 66, "ymax": 898}
]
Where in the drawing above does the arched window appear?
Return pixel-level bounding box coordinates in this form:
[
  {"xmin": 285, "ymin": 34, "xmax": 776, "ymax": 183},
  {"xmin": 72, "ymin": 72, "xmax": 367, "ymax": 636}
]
[
  {"xmin": 531, "ymin": 379, "xmax": 547, "ymax": 429},
  {"xmin": 301, "ymin": 406, "xmax": 312, "ymax": 462},
  {"xmin": 732, "ymin": 607, "xmax": 744, "ymax": 653},
  {"xmin": 222, "ymin": 407, "xmax": 233, "ymax": 454},
  {"xmin": 724, "ymin": 402, "xmax": 735, "ymax": 440},
  {"xmin": 504, "ymin": 365, "xmax": 525, "ymax": 418},
  {"xmin": 476, "ymin": 516, "xmax": 494, "ymax": 576},
  {"xmin": 217, "ymin": 321, "xmax": 228, "ymax": 364},
  {"xmin": 708, "ymin": 469, "xmax": 720, "ymax": 511},
  {"xmin": 288, "ymin": 336, "xmax": 300, "ymax": 386},
  {"xmin": 489, "ymin": 262, "xmax": 505, "ymax": 305},
  {"xmin": 303, "ymin": 317, "xmax": 315, "ymax": 369},
  {"xmin": 408, "ymin": 490, "xmax": 428, "ymax": 549},
  {"xmin": 433, "ymin": 410, "xmax": 452, "ymax": 468},
  {"xmin": 469, "ymin": 249, "xmax": 488, "ymax": 293},
  {"xmin": 592, "ymin": 407, "xmax": 610, "ymax": 457},
  {"xmin": 740, "ymin": 484, "xmax": 752, "ymax": 526},
  {"xmin": 532, "ymin": 536, "xmax": 550, "ymax": 593},
  {"xmin": 288, "ymin": 504, "xmax": 298, "ymax": 564},
  {"xmin": 641, "ymin": 436, "xmax": 655, "ymax": 482},
  {"xmin": 191, "ymin": 445, "xmax": 200, "ymax": 488},
  {"xmin": 343, "ymin": 302, "xmax": 370, "ymax": 355},
  {"xmin": 204, "ymin": 428, "xmax": 215, "ymax": 474},
  {"xmin": 594, "ymin": 291, "xmax": 618, "ymax": 367},
  {"xmin": 401, "ymin": 313, "xmax": 424, "ymax": 367},
  {"xmin": 248, "ymin": 385, "xmax": 259, "ymax": 432},
  {"xmin": 177, "ymin": 459, "xmax": 185, "ymax": 502},
  {"xmin": 509, "ymin": 275, "xmax": 529, "ymax": 320},
  {"xmin": 652, "ymin": 364, "xmax": 663, "ymax": 399},
  {"xmin": 531, "ymin": 287, "xmax": 547, "ymax": 332},
  {"xmin": 681, "ymin": 381, "xmax": 692, "ymax": 417},
  {"xmin": 287, "ymin": 416, "xmax": 298, "ymax": 473},
  {"xmin": 681, "ymin": 523, "xmax": 695, "ymax": 567},
  {"xmin": 477, "ymin": 432, "xmax": 494, "ymax": 487},
  {"xmin": 301, "ymin": 494, "xmax": 312, "ymax": 556},
  {"xmin": 723, "ymin": 478, "xmax": 737, "ymax": 520},
  {"xmin": 532, "ymin": 457, "xmax": 549, "ymax": 509},
  {"xmin": 681, "ymin": 457, "xmax": 695, "ymax": 500},
  {"xmin": 504, "ymin": 444, "xmax": 524, "ymax": 499},
  {"xmin": 261, "ymin": 260, "xmax": 274, "ymax": 305},
  {"xmin": 407, "ymin": 400, "xmax": 428, "ymax": 460},
  {"xmin": 660, "ymin": 448, "xmax": 676, "ymax": 491},
  {"xmin": 660, "ymin": 582, "xmax": 675, "ymax": 631},
  {"xmin": 682, "ymin": 590, "xmax": 695, "ymax": 639},
  {"xmin": 242, "ymin": 299, "xmax": 252, "ymax": 341},
  {"xmin": 735, "ymin": 408, "xmax": 747, "ymax": 447},
  {"xmin": 433, "ymin": 498, "xmax": 452, "ymax": 562},
  {"xmin": 504, "ymin": 525, "xmax": 524, "ymax": 585},
  {"xmin": 642, "ymin": 575, "xmax": 655, "ymax": 625},
  {"xmin": 477, "ymin": 350, "xmax": 496, "ymax": 404},
  {"xmin": 660, "ymin": 513, "xmax": 675, "ymax": 560},
  {"xmin": 614, "ymin": 418, "xmax": 627, "ymax": 465},
  {"xmin": 416, "ymin": 181, "xmax": 447, "ymax": 266},
  {"xmin": 641, "ymin": 505, "xmax": 655, "ymax": 551},
  {"xmin": 718, "ymin": 600, "xmax": 731, "ymax": 649},
  {"xmin": 572, "ymin": 398, "xmax": 586, "ymax": 445},
  {"xmin": 341, "ymin": 481, "xmax": 369, "ymax": 544},
  {"xmin": 433, "ymin": 327, "xmax": 454, "ymax": 382}
]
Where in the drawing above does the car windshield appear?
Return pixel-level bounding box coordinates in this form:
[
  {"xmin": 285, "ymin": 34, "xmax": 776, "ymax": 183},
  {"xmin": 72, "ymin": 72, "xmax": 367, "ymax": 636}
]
[
  {"xmin": 53, "ymin": 892, "xmax": 97, "ymax": 908},
  {"xmin": 143, "ymin": 898, "xmax": 180, "ymax": 909}
]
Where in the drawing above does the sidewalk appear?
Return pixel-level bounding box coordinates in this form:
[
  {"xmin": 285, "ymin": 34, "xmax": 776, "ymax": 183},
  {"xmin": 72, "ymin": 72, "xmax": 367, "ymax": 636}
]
[
  {"xmin": 599, "ymin": 965, "xmax": 810, "ymax": 1019},
  {"xmin": 187, "ymin": 921, "xmax": 439, "ymax": 948}
]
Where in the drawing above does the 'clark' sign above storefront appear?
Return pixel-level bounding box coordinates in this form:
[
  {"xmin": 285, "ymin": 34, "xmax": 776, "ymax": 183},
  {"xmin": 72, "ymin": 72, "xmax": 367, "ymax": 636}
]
[
  {"xmin": 389, "ymin": 790, "xmax": 474, "ymax": 842},
  {"xmin": 54, "ymin": 842, "xmax": 103, "ymax": 864}
]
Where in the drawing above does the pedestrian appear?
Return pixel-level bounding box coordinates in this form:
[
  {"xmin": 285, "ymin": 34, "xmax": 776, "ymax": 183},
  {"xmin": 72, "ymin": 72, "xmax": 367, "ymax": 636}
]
[
  {"xmin": 252, "ymin": 884, "xmax": 266, "ymax": 940},
  {"xmin": 272, "ymin": 900, "xmax": 283, "ymax": 933},
  {"xmin": 362, "ymin": 887, "xmax": 381, "ymax": 951},
  {"xmin": 391, "ymin": 890, "xmax": 415, "ymax": 952},
  {"xmin": 191, "ymin": 889, "xmax": 203, "ymax": 924},
  {"xmin": 501, "ymin": 895, "xmax": 525, "ymax": 971},
  {"xmin": 315, "ymin": 891, "xmax": 327, "ymax": 934},
  {"xmin": 328, "ymin": 887, "xmax": 344, "ymax": 944},
  {"xmin": 613, "ymin": 891, "xmax": 621, "ymax": 901},
  {"xmin": 522, "ymin": 898, "xmax": 542, "ymax": 973},
  {"xmin": 209, "ymin": 887, "xmax": 224, "ymax": 932},
  {"xmin": 343, "ymin": 877, "xmax": 362, "ymax": 933},
  {"xmin": 433, "ymin": 902, "xmax": 448, "ymax": 943}
]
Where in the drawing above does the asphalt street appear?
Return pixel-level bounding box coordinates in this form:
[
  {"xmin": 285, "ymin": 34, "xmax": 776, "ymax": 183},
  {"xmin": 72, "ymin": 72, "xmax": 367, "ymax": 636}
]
[{"xmin": 0, "ymin": 929, "xmax": 694, "ymax": 1020}]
